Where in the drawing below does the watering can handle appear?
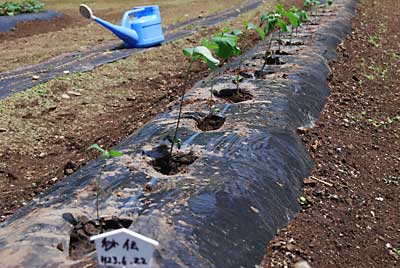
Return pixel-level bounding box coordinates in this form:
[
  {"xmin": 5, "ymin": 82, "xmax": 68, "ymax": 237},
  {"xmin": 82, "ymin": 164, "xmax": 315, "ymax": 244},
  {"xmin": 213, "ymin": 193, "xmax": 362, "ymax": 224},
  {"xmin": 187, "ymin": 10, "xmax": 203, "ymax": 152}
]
[{"xmin": 121, "ymin": 8, "xmax": 146, "ymax": 27}]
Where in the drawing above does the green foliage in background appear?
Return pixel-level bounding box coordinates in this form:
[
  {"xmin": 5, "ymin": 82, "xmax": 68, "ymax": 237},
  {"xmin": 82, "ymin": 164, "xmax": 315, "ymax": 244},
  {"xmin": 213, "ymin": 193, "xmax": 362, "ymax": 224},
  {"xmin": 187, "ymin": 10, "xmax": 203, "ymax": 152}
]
[{"xmin": 0, "ymin": 0, "xmax": 44, "ymax": 16}]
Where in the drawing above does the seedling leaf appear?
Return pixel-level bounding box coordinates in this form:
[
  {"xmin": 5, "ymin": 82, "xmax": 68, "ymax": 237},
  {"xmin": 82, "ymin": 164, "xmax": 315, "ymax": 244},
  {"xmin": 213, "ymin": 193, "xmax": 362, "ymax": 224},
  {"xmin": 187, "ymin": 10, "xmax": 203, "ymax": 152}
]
[
  {"xmin": 246, "ymin": 22, "xmax": 266, "ymax": 40},
  {"xmin": 265, "ymin": 17, "xmax": 278, "ymax": 34},
  {"xmin": 201, "ymin": 37, "xmax": 219, "ymax": 51},
  {"xmin": 231, "ymin": 29, "xmax": 243, "ymax": 36},
  {"xmin": 89, "ymin": 144, "xmax": 123, "ymax": 159},
  {"xmin": 275, "ymin": 4, "xmax": 285, "ymax": 15},
  {"xmin": 183, "ymin": 46, "xmax": 220, "ymax": 71},
  {"xmin": 277, "ymin": 19, "xmax": 289, "ymax": 32},
  {"xmin": 299, "ymin": 10, "xmax": 310, "ymax": 22},
  {"xmin": 285, "ymin": 11, "xmax": 300, "ymax": 28},
  {"xmin": 194, "ymin": 46, "xmax": 220, "ymax": 70},
  {"xmin": 211, "ymin": 34, "xmax": 241, "ymax": 59},
  {"xmin": 108, "ymin": 150, "xmax": 124, "ymax": 158}
]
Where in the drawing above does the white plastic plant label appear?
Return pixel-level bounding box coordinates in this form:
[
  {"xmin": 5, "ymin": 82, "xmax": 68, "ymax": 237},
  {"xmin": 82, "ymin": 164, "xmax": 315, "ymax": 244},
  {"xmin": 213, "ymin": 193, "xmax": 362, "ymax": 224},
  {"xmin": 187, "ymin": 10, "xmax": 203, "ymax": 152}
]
[{"xmin": 90, "ymin": 228, "xmax": 159, "ymax": 267}]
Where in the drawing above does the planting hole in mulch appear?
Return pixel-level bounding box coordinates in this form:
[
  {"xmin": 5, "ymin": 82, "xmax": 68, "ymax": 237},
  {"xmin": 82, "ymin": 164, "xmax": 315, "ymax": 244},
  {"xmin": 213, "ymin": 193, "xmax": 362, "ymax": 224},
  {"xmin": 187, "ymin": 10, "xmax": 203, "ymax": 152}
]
[
  {"xmin": 196, "ymin": 114, "xmax": 225, "ymax": 131},
  {"xmin": 239, "ymin": 70, "xmax": 254, "ymax": 79},
  {"xmin": 273, "ymin": 50, "xmax": 293, "ymax": 55},
  {"xmin": 252, "ymin": 50, "xmax": 292, "ymax": 60},
  {"xmin": 148, "ymin": 145, "xmax": 198, "ymax": 175},
  {"xmin": 263, "ymin": 55, "xmax": 286, "ymax": 65},
  {"xmin": 67, "ymin": 214, "xmax": 133, "ymax": 260},
  {"xmin": 212, "ymin": 88, "xmax": 253, "ymax": 103},
  {"xmin": 254, "ymin": 69, "xmax": 276, "ymax": 79},
  {"xmin": 278, "ymin": 39, "xmax": 304, "ymax": 46}
]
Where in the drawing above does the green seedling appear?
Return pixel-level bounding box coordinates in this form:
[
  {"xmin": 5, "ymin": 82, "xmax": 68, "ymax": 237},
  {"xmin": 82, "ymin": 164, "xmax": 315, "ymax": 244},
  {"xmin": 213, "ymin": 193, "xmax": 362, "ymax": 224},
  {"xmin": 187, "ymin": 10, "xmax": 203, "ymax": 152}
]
[
  {"xmin": 304, "ymin": 0, "xmax": 312, "ymax": 7},
  {"xmin": 205, "ymin": 30, "xmax": 241, "ymax": 62},
  {"xmin": 394, "ymin": 247, "xmax": 400, "ymax": 257},
  {"xmin": 259, "ymin": 5, "xmax": 290, "ymax": 62},
  {"xmin": 202, "ymin": 28, "xmax": 244, "ymax": 96},
  {"xmin": 210, "ymin": 107, "xmax": 220, "ymax": 114},
  {"xmin": 289, "ymin": 6, "xmax": 310, "ymax": 37},
  {"xmin": 170, "ymin": 46, "xmax": 219, "ymax": 157},
  {"xmin": 200, "ymin": 36, "xmax": 223, "ymax": 111},
  {"xmin": 0, "ymin": 0, "xmax": 44, "ymax": 16},
  {"xmin": 314, "ymin": 1, "xmax": 321, "ymax": 21},
  {"xmin": 89, "ymin": 144, "xmax": 123, "ymax": 222},
  {"xmin": 322, "ymin": 0, "xmax": 334, "ymax": 12},
  {"xmin": 285, "ymin": 9, "xmax": 301, "ymax": 45},
  {"xmin": 368, "ymin": 34, "xmax": 380, "ymax": 47},
  {"xmin": 304, "ymin": 0, "xmax": 321, "ymax": 22},
  {"xmin": 259, "ymin": 11, "xmax": 279, "ymax": 71},
  {"xmin": 233, "ymin": 21, "xmax": 265, "ymax": 94},
  {"xmin": 299, "ymin": 196, "xmax": 311, "ymax": 206},
  {"xmin": 367, "ymin": 115, "xmax": 400, "ymax": 128},
  {"xmin": 272, "ymin": 5, "xmax": 297, "ymax": 52}
]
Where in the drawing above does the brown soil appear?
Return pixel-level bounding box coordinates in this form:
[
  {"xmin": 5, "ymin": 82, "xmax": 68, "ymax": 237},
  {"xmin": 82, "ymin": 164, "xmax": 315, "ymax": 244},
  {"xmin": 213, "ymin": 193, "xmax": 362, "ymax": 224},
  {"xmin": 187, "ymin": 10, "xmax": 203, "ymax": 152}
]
[{"xmin": 264, "ymin": 0, "xmax": 400, "ymax": 267}]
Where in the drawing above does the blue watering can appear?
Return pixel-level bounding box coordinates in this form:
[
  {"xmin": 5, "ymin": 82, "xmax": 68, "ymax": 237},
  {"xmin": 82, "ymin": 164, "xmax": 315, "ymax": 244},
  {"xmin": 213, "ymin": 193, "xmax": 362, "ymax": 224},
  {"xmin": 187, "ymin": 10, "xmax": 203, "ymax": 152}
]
[{"xmin": 79, "ymin": 4, "xmax": 165, "ymax": 48}]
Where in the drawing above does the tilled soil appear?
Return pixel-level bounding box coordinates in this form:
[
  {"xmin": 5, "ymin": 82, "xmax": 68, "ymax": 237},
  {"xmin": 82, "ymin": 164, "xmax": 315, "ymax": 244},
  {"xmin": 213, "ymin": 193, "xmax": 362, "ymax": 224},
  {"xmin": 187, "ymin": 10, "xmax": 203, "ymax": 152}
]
[{"xmin": 264, "ymin": 0, "xmax": 400, "ymax": 267}]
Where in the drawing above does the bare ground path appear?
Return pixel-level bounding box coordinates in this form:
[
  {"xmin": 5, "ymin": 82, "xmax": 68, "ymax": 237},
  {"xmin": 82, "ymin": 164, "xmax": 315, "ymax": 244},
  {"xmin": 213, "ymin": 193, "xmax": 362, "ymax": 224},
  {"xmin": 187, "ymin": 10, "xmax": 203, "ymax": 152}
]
[{"xmin": 264, "ymin": 0, "xmax": 400, "ymax": 267}]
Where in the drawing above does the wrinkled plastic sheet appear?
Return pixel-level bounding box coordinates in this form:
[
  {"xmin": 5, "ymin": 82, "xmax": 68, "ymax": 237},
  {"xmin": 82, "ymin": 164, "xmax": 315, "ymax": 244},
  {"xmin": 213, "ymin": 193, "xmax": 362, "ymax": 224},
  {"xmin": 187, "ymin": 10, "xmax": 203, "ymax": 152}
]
[
  {"xmin": 0, "ymin": 1, "xmax": 357, "ymax": 267},
  {"xmin": 0, "ymin": 11, "xmax": 63, "ymax": 32},
  {"xmin": 0, "ymin": 1, "xmax": 262, "ymax": 100}
]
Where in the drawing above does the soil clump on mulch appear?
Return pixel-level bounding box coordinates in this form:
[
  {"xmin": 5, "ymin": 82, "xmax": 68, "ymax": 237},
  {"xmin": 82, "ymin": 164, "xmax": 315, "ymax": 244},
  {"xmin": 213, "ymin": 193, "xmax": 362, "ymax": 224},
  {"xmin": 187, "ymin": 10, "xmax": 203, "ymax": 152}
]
[{"xmin": 264, "ymin": 0, "xmax": 400, "ymax": 267}]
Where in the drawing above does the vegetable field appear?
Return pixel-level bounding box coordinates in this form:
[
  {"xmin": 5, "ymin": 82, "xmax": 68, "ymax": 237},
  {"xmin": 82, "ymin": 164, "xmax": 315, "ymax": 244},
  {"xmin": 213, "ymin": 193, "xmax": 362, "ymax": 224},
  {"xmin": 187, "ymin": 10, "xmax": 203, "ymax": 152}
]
[{"xmin": 0, "ymin": 0, "xmax": 398, "ymax": 267}]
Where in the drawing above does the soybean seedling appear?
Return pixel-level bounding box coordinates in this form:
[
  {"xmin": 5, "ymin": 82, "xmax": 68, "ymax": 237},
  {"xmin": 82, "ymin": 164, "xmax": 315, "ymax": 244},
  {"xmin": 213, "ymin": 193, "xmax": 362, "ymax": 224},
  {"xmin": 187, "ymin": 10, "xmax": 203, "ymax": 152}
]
[
  {"xmin": 202, "ymin": 28, "xmax": 242, "ymax": 95},
  {"xmin": 259, "ymin": 11, "xmax": 279, "ymax": 71},
  {"xmin": 169, "ymin": 46, "xmax": 219, "ymax": 157},
  {"xmin": 288, "ymin": 6, "xmax": 309, "ymax": 37},
  {"xmin": 202, "ymin": 28, "xmax": 241, "ymax": 63},
  {"xmin": 322, "ymin": 0, "xmax": 334, "ymax": 12},
  {"xmin": 233, "ymin": 21, "xmax": 265, "ymax": 93},
  {"xmin": 89, "ymin": 144, "xmax": 123, "ymax": 222},
  {"xmin": 274, "ymin": 4, "xmax": 291, "ymax": 52},
  {"xmin": 284, "ymin": 8, "xmax": 301, "ymax": 45},
  {"xmin": 304, "ymin": 0, "xmax": 321, "ymax": 23}
]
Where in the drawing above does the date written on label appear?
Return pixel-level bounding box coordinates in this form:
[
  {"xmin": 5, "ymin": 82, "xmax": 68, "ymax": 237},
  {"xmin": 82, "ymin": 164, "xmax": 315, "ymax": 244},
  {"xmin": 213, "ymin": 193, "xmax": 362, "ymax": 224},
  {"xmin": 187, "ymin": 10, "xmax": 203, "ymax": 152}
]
[
  {"xmin": 100, "ymin": 255, "xmax": 147, "ymax": 265},
  {"xmin": 91, "ymin": 228, "xmax": 159, "ymax": 268}
]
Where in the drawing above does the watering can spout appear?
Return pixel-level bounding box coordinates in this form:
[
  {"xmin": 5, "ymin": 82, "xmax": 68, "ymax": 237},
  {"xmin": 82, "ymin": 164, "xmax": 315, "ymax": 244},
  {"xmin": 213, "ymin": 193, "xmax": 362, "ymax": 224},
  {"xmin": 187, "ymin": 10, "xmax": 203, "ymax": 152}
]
[{"xmin": 93, "ymin": 16, "xmax": 139, "ymax": 47}]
